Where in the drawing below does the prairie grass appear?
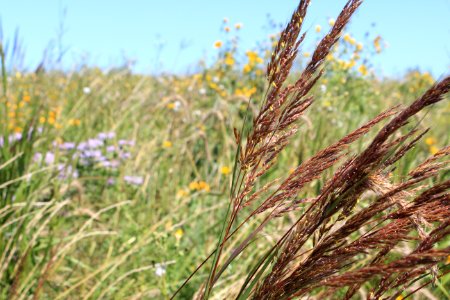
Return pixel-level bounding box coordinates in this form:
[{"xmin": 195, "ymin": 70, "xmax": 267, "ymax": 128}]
[{"xmin": 0, "ymin": 1, "xmax": 449, "ymax": 299}]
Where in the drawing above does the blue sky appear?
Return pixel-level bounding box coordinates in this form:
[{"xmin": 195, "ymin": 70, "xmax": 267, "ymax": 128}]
[{"xmin": 1, "ymin": 0, "xmax": 449, "ymax": 77}]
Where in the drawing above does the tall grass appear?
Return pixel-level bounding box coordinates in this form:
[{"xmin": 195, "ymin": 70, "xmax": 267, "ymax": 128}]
[{"xmin": 175, "ymin": 0, "xmax": 450, "ymax": 299}]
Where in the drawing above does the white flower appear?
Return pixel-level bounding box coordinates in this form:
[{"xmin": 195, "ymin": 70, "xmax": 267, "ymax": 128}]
[
  {"xmin": 83, "ymin": 87, "xmax": 91, "ymax": 94},
  {"xmin": 320, "ymin": 84, "xmax": 327, "ymax": 93},
  {"xmin": 155, "ymin": 265, "xmax": 166, "ymax": 277},
  {"xmin": 173, "ymin": 100, "xmax": 181, "ymax": 111},
  {"xmin": 199, "ymin": 88, "xmax": 206, "ymax": 95}
]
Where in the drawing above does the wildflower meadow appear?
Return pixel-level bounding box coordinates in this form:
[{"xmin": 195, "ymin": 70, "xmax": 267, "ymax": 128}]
[{"xmin": 0, "ymin": 0, "xmax": 449, "ymax": 299}]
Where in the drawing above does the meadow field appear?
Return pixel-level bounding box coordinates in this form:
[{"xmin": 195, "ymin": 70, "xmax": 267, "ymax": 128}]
[{"xmin": 1, "ymin": 1, "xmax": 450, "ymax": 299}]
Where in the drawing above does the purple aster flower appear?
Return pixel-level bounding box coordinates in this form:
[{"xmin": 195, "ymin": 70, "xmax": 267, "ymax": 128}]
[
  {"xmin": 97, "ymin": 131, "xmax": 116, "ymax": 140},
  {"xmin": 123, "ymin": 175, "xmax": 144, "ymax": 186},
  {"xmin": 101, "ymin": 160, "xmax": 112, "ymax": 167},
  {"xmin": 81, "ymin": 149, "xmax": 103, "ymax": 159},
  {"xmin": 119, "ymin": 152, "xmax": 131, "ymax": 160},
  {"xmin": 9, "ymin": 133, "xmax": 22, "ymax": 143},
  {"xmin": 95, "ymin": 155, "xmax": 108, "ymax": 162},
  {"xmin": 101, "ymin": 159, "xmax": 120, "ymax": 169},
  {"xmin": 60, "ymin": 142, "xmax": 76, "ymax": 150},
  {"xmin": 106, "ymin": 145, "xmax": 116, "ymax": 153},
  {"xmin": 33, "ymin": 152, "xmax": 43, "ymax": 162},
  {"xmin": 118, "ymin": 139, "xmax": 135, "ymax": 147},
  {"xmin": 44, "ymin": 152, "xmax": 55, "ymax": 165},
  {"xmin": 57, "ymin": 164, "xmax": 79, "ymax": 179},
  {"xmin": 86, "ymin": 138, "xmax": 103, "ymax": 148},
  {"xmin": 77, "ymin": 142, "xmax": 88, "ymax": 151}
]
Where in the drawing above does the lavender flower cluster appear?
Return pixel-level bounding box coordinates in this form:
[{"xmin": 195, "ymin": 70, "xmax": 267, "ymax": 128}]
[{"xmin": 31, "ymin": 131, "xmax": 144, "ymax": 185}]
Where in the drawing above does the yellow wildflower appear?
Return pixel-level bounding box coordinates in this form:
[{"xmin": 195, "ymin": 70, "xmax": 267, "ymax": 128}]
[
  {"xmin": 219, "ymin": 90, "xmax": 227, "ymax": 98},
  {"xmin": 343, "ymin": 33, "xmax": 351, "ymax": 43},
  {"xmin": 23, "ymin": 95, "xmax": 31, "ymax": 102},
  {"xmin": 246, "ymin": 51, "xmax": 263, "ymax": 65},
  {"xmin": 220, "ymin": 166, "xmax": 231, "ymax": 175},
  {"xmin": 358, "ymin": 64, "xmax": 368, "ymax": 76},
  {"xmin": 214, "ymin": 40, "xmax": 223, "ymax": 48},
  {"xmin": 356, "ymin": 43, "xmax": 363, "ymax": 51},
  {"xmin": 198, "ymin": 181, "xmax": 210, "ymax": 192},
  {"xmin": 303, "ymin": 52, "xmax": 310, "ymax": 58},
  {"xmin": 243, "ymin": 64, "xmax": 252, "ymax": 73},
  {"xmin": 422, "ymin": 72, "xmax": 434, "ymax": 84},
  {"xmin": 162, "ymin": 140, "xmax": 172, "ymax": 148},
  {"xmin": 189, "ymin": 181, "xmax": 200, "ymax": 190},
  {"xmin": 315, "ymin": 25, "xmax": 322, "ymax": 33},
  {"xmin": 323, "ymin": 100, "xmax": 332, "ymax": 107},
  {"xmin": 425, "ymin": 137, "xmax": 436, "ymax": 146},
  {"xmin": 235, "ymin": 86, "xmax": 256, "ymax": 98},
  {"xmin": 224, "ymin": 53, "xmax": 235, "ymax": 66},
  {"xmin": 39, "ymin": 116, "xmax": 46, "ymax": 124},
  {"xmin": 68, "ymin": 119, "xmax": 81, "ymax": 126},
  {"xmin": 395, "ymin": 296, "xmax": 404, "ymax": 300},
  {"xmin": 177, "ymin": 189, "xmax": 188, "ymax": 198},
  {"xmin": 348, "ymin": 60, "xmax": 356, "ymax": 68},
  {"xmin": 167, "ymin": 103, "xmax": 175, "ymax": 109},
  {"xmin": 235, "ymin": 23, "xmax": 243, "ymax": 30},
  {"xmin": 209, "ymin": 82, "xmax": 219, "ymax": 90},
  {"xmin": 446, "ymin": 255, "xmax": 450, "ymax": 264},
  {"xmin": 174, "ymin": 228, "xmax": 184, "ymax": 241},
  {"xmin": 328, "ymin": 18, "xmax": 335, "ymax": 26},
  {"xmin": 189, "ymin": 180, "xmax": 210, "ymax": 192},
  {"xmin": 47, "ymin": 117, "xmax": 56, "ymax": 125},
  {"xmin": 247, "ymin": 87, "xmax": 257, "ymax": 97},
  {"xmin": 429, "ymin": 146, "xmax": 439, "ymax": 155},
  {"xmin": 224, "ymin": 26, "xmax": 230, "ymax": 32}
]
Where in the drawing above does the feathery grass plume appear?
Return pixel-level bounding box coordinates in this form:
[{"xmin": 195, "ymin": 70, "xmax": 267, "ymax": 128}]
[
  {"xmin": 251, "ymin": 79, "xmax": 450, "ymax": 299},
  {"xmin": 172, "ymin": 0, "xmax": 450, "ymax": 298},
  {"xmin": 200, "ymin": 0, "xmax": 362, "ymax": 297}
]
